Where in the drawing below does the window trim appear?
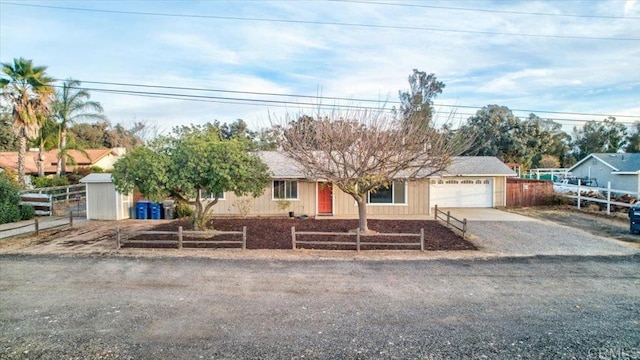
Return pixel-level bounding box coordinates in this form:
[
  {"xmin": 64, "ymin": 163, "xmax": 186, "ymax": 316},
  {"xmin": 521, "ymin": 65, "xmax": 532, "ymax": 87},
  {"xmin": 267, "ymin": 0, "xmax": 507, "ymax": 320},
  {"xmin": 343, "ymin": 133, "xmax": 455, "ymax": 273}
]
[
  {"xmin": 206, "ymin": 191, "xmax": 225, "ymax": 201},
  {"xmin": 272, "ymin": 180, "xmax": 299, "ymax": 200},
  {"xmin": 366, "ymin": 180, "xmax": 407, "ymax": 206}
]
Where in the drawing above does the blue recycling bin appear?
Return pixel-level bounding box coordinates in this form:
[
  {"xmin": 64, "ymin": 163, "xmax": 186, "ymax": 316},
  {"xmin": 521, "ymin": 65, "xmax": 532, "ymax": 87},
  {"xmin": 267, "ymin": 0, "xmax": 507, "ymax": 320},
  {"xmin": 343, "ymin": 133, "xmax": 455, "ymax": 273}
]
[
  {"xmin": 149, "ymin": 202, "xmax": 162, "ymax": 220},
  {"xmin": 136, "ymin": 201, "xmax": 150, "ymax": 220}
]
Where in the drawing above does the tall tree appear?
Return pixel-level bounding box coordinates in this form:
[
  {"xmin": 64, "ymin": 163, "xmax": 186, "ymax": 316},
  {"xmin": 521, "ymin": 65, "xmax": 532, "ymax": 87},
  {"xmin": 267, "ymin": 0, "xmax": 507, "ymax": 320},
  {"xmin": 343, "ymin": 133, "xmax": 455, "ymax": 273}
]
[
  {"xmin": 573, "ymin": 117, "xmax": 627, "ymax": 160},
  {"xmin": 278, "ymin": 107, "xmax": 471, "ymax": 232},
  {"xmin": 0, "ymin": 58, "xmax": 54, "ymax": 186},
  {"xmin": 52, "ymin": 79, "xmax": 106, "ymax": 175},
  {"xmin": 0, "ymin": 105, "xmax": 18, "ymax": 151},
  {"xmin": 112, "ymin": 123, "xmax": 270, "ymax": 230},
  {"xmin": 459, "ymin": 106, "xmax": 565, "ymax": 169},
  {"xmin": 625, "ymin": 122, "xmax": 640, "ymax": 153},
  {"xmin": 396, "ymin": 69, "xmax": 445, "ymax": 130}
]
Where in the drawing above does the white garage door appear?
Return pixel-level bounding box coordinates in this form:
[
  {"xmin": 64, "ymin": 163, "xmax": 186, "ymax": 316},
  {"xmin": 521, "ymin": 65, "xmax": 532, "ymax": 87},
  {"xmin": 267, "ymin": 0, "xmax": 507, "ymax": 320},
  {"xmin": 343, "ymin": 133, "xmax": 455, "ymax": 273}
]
[{"xmin": 429, "ymin": 178, "xmax": 493, "ymax": 208}]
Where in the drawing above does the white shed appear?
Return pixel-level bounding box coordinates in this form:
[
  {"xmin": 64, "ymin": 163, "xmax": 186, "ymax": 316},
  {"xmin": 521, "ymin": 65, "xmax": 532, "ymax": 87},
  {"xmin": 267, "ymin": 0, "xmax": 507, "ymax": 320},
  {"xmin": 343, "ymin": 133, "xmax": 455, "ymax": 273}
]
[{"xmin": 80, "ymin": 173, "xmax": 132, "ymax": 220}]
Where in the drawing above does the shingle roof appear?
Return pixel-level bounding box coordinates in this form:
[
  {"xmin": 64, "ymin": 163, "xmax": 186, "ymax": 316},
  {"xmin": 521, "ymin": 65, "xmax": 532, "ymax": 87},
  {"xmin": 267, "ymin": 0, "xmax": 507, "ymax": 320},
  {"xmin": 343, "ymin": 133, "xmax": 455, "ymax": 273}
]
[
  {"xmin": 259, "ymin": 151, "xmax": 516, "ymax": 178},
  {"xmin": 434, "ymin": 156, "xmax": 517, "ymax": 177},
  {"xmin": 591, "ymin": 153, "xmax": 640, "ymax": 173},
  {"xmin": 258, "ymin": 151, "xmax": 306, "ymax": 178},
  {"xmin": 0, "ymin": 148, "xmax": 115, "ymax": 174}
]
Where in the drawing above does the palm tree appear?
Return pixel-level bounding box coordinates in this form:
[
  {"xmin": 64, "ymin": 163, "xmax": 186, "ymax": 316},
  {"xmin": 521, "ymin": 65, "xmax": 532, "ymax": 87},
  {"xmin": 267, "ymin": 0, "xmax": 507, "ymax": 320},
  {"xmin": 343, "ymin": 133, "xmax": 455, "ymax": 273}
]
[
  {"xmin": 52, "ymin": 79, "xmax": 106, "ymax": 175},
  {"xmin": 0, "ymin": 58, "xmax": 55, "ymax": 187}
]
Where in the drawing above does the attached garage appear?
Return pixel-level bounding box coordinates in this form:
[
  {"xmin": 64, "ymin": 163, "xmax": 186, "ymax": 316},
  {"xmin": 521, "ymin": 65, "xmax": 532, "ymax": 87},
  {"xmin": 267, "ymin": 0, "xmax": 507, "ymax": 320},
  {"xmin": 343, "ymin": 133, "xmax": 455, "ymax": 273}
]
[
  {"xmin": 429, "ymin": 178, "xmax": 493, "ymax": 208},
  {"xmin": 425, "ymin": 157, "xmax": 516, "ymax": 210}
]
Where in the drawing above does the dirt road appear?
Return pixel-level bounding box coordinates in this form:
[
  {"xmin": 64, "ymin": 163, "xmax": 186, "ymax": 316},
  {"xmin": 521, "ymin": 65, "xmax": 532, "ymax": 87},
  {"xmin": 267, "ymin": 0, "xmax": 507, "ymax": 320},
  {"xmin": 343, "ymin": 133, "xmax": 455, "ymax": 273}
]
[{"xmin": 1, "ymin": 255, "xmax": 638, "ymax": 359}]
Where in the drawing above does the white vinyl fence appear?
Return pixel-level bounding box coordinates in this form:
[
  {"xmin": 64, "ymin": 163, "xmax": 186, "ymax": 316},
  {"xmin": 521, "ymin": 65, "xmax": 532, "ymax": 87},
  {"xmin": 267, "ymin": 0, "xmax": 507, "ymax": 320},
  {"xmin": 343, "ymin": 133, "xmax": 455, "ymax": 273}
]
[{"xmin": 556, "ymin": 180, "xmax": 638, "ymax": 214}]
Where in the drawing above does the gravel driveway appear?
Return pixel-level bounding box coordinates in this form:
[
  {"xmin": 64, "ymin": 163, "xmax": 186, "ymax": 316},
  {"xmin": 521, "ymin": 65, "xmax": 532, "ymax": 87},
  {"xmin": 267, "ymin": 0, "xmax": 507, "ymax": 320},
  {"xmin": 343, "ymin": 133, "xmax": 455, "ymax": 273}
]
[{"xmin": 467, "ymin": 219, "xmax": 639, "ymax": 257}]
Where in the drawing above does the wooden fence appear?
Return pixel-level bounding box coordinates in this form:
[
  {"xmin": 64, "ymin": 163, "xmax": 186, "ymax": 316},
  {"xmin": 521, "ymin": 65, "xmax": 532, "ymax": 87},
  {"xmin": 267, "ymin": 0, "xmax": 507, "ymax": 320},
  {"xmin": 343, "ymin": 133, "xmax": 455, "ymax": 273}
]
[
  {"xmin": 116, "ymin": 226, "xmax": 247, "ymax": 250},
  {"xmin": 291, "ymin": 226, "xmax": 425, "ymax": 252},
  {"xmin": 433, "ymin": 205, "xmax": 468, "ymax": 238},
  {"xmin": 506, "ymin": 178, "xmax": 554, "ymax": 207},
  {"xmin": 0, "ymin": 212, "xmax": 74, "ymax": 239}
]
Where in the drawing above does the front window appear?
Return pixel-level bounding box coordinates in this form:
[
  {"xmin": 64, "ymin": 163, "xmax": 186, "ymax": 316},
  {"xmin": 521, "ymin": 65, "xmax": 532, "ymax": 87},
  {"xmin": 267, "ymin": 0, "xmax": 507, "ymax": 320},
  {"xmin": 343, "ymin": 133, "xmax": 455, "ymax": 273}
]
[
  {"xmin": 367, "ymin": 180, "xmax": 406, "ymax": 204},
  {"xmin": 273, "ymin": 180, "xmax": 298, "ymax": 199},
  {"xmin": 205, "ymin": 191, "xmax": 225, "ymax": 200}
]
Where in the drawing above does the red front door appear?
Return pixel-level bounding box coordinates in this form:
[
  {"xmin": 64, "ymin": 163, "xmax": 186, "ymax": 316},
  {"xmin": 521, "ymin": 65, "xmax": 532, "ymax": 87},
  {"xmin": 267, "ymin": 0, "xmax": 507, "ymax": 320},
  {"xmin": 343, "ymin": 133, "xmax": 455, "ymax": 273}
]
[{"xmin": 318, "ymin": 182, "xmax": 333, "ymax": 214}]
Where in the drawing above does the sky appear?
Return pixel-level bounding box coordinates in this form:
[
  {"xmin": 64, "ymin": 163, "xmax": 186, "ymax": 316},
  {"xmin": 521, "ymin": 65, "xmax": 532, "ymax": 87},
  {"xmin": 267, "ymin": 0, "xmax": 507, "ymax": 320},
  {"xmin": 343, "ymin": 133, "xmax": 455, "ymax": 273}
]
[{"xmin": 1, "ymin": 0, "xmax": 639, "ymax": 134}]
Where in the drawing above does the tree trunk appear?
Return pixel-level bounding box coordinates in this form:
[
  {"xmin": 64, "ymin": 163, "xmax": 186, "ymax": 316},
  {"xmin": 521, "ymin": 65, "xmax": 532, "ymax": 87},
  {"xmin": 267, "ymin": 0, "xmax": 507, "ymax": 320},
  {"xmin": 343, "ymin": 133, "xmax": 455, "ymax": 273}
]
[
  {"xmin": 59, "ymin": 128, "xmax": 67, "ymax": 175},
  {"xmin": 355, "ymin": 197, "xmax": 369, "ymax": 232},
  {"xmin": 37, "ymin": 141, "xmax": 45, "ymax": 177},
  {"xmin": 17, "ymin": 131, "xmax": 27, "ymax": 188}
]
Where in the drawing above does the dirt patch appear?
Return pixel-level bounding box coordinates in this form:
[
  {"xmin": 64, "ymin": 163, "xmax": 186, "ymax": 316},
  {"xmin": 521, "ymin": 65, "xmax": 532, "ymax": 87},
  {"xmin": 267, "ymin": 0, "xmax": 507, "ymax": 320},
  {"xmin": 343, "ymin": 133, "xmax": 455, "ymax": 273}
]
[
  {"xmin": 508, "ymin": 206, "xmax": 639, "ymax": 245},
  {"xmin": 0, "ymin": 218, "xmax": 475, "ymax": 256},
  {"xmin": 127, "ymin": 218, "xmax": 475, "ymax": 251}
]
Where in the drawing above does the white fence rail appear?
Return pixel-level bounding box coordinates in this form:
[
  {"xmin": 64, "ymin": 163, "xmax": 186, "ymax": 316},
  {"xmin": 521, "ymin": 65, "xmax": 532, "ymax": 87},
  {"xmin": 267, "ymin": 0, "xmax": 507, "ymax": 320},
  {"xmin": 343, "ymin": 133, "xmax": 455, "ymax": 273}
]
[
  {"xmin": 556, "ymin": 181, "xmax": 638, "ymax": 214},
  {"xmin": 20, "ymin": 184, "xmax": 86, "ymax": 216}
]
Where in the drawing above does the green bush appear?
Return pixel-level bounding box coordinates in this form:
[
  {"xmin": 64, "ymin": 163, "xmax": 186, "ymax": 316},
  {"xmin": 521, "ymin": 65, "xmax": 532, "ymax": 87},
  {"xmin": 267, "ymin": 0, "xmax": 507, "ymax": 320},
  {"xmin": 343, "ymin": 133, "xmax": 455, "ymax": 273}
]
[
  {"xmin": 19, "ymin": 204, "xmax": 35, "ymax": 220},
  {"xmin": 175, "ymin": 201, "xmax": 193, "ymax": 218},
  {"xmin": 33, "ymin": 176, "xmax": 70, "ymax": 189},
  {"xmin": 0, "ymin": 176, "xmax": 22, "ymax": 224}
]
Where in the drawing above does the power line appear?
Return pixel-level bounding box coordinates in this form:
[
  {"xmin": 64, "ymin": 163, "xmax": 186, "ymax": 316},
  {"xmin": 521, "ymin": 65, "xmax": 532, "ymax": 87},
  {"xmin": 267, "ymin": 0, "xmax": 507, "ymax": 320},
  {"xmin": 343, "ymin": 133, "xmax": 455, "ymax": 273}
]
[
  {"xmin": 3, "ymin": 2, "xmax": 638, "ymax": 41},
  {"xmin": 334, "ymin": 0, "xmax": 640, "ymax": 20},
  {"xmin": 55, "ymin": 78, "xmax": 640, "ymax": 120},
  {"xmin": 48, "ymin": 82, "xmax": 640, "ymax": 125}
]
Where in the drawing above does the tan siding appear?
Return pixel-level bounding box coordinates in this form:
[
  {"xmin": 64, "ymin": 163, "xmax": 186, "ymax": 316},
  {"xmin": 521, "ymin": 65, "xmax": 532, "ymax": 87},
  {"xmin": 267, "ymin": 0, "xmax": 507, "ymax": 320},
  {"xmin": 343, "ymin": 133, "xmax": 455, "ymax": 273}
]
[
  {"xmin": 494, "ymin": 176, "xmax": 506, "ymax": 207},
  {"xmin": 207, "ymin": 181, "xmax": 317, "ymax": 216},
  {"xmin": 333, "ymin": 180, "xmax": 430, "ymax": 216}
]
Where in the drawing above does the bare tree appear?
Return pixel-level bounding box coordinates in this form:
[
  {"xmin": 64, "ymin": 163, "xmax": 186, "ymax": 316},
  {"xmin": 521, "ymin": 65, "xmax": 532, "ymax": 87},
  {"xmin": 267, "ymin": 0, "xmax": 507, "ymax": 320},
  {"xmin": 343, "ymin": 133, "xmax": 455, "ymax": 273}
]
[{"xmin": 278, "ymin": 106, "xmax": 471, "ymax": 232}]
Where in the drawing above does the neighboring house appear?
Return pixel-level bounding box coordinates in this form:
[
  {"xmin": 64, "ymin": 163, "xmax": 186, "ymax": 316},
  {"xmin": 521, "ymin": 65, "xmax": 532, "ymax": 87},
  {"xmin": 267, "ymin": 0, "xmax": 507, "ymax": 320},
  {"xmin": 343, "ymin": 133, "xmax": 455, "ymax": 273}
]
[
  {"xmin": 568, "ymin": 153, "xmax": 640, "ymax": 194},
  {"xmin": 0, "ymin": 147, "xmax": 126, "ymax": 175},
  {"xmin": 207, "ymin": 151, "xmax": 516, "ymax": 217}
]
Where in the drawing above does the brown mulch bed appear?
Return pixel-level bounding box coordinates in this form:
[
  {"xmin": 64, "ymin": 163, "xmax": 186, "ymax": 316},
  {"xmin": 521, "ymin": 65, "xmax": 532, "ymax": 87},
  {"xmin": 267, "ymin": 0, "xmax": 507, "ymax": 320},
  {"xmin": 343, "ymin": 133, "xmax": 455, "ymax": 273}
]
[{"xmin": 125, "ymin": 217, "xmax": 476, "ymax": 251}]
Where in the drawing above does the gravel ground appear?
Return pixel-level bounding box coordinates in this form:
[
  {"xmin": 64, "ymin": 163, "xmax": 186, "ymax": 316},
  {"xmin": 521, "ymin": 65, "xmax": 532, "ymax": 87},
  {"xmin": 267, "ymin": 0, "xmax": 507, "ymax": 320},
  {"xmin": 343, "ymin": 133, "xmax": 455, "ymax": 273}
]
[
  {"xmin": 467, "ymin": 220, "xmax": 639, "ymax": 257},
  {"xmin": 1, "ymin": 254, "xmax": 639, "ymax": 359}
]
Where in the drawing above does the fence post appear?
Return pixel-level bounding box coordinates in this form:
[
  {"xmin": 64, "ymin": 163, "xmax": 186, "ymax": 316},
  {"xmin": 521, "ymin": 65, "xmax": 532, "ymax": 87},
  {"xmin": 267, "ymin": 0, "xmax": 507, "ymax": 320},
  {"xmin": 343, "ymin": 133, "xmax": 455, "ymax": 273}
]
[
  {"xmin": 434, "ymin": 205, "xmax": 438, "ymax": 220},
  {"xmin": 116, "ymin": 227, "xmax": 120, "ymax": 249},
  {"xmin": 69, "ymin": 209, "xmax": 73, "ymax": 227},
  {"xmin": 462, "ymin": 219, "xmax": 468, "ymax": 239},
  {"xmin": 446, "ymin": 211, "xmax": 451, "ymax": 227},
  {"xmin": 577, "ymin": 179, "xmax": 581, "ymax": 210},
  {"xmin": 291, "ymin": 226, "xmax": 296, "ymax": 250},
  {"xmin": 178, "ymin": 226, "xmax": 183, "ymax": 250},
  {"xmin": 356, "ymin": 228, "xmax": 361, "ymax": 252},
  {"xmin": 49, "ymin": 194, "xmax": 53, "ymax": 217},
  {"xmin": 606, "ymin": 182, "xmax": 611, "ymax": 215},
  {"xmin": 34, "ymin": 218, "xmax": 39, "ymax": 236},
  {"xmin": 420, "ymin": 228, "xmax": 424, "ymax": 252},
  {"xmin": 242, "ymin": 226, "xmax": 247, "ymax": 250}
]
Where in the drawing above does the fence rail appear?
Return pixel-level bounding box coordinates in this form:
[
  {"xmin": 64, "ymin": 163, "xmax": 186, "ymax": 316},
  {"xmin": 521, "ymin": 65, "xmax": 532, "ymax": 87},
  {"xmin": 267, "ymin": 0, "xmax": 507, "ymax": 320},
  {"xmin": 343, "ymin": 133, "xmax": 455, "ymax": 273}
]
[
  {"xmin": 20, "ymin": 184, "xmax": 87, "ymax": 216},
  {"xmin": 291, "ymin": 226, "xmax": 425, "ymax": 252},
  {"xmin": 555, "ymin": 181, "xmax": 638, "ymax": 214},
  {"xmin": 0, "ymin": 212, "xmax": 74, "ymax": 239},
  {"xmin": 433, "ymin": 205, "xmax": 468, "ymax": 238},
  {"xmin": 116, "ymin": 226, "xmax": 247, "ymax": 250}
]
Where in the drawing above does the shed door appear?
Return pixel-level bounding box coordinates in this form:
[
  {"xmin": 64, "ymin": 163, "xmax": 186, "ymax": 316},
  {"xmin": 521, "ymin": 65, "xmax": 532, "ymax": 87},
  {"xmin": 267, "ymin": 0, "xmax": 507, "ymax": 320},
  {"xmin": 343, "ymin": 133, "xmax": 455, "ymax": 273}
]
[{"xmin": 430, "ymin": 178, "xmax": 493, "ymax": 208}]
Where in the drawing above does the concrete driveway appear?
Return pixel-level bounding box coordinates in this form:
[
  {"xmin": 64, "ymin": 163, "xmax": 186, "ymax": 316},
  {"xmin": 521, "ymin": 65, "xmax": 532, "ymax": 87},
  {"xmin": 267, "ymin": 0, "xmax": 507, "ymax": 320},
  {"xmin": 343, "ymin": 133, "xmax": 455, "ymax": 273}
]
[{"xmin": 446, "ymin": 208, "xmax": 639, "ymax": 257}]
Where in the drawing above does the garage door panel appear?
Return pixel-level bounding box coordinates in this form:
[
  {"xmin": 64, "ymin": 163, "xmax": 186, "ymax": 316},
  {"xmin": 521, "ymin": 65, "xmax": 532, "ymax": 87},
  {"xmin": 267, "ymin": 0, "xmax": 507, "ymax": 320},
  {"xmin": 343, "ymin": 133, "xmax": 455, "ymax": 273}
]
[{"xmin": 430, "ymin": 178, "xmax": 493, "ymax": 208}]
